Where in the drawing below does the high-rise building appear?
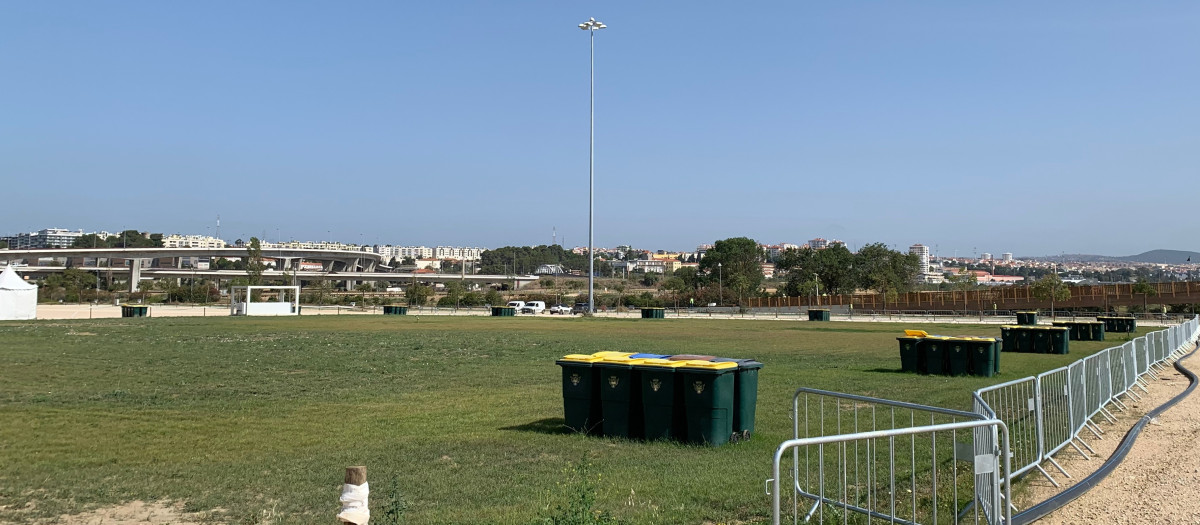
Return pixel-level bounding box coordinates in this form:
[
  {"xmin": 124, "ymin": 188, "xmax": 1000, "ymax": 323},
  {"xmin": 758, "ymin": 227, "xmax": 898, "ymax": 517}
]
[
  {"xmin": 981, "ymin": 252, "xmax": 992, "ymax": 261},
  {"xmin": 909, "ymin": 244, "xmax": 931, "ymax": 273},
  {"xmin": 1001, "ymin": 253, "xmax": 1013, "ymax": 262},
  {"xmin": 809, "ymin": 238, "xmax": 829, "ymax": 250}
]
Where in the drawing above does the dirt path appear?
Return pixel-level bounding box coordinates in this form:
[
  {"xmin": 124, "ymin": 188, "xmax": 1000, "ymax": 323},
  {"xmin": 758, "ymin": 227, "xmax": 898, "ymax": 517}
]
[{"xmin": 1019, "ymin": 348, "xmax": 1200, "ymax": 524}]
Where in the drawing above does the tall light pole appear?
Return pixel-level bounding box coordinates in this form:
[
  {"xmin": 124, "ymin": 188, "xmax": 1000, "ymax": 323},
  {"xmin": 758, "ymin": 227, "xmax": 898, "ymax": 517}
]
[
  {"xmin": 580, "ymin": 16, "xmax": 606, "ymax": 314},
  {"xmin": 717, "ymin": 262, "xmax": 723, "ymax": 305},
  {"xmin": 813, "ymin": 273, "xmax": 820, "ymax": 306}
]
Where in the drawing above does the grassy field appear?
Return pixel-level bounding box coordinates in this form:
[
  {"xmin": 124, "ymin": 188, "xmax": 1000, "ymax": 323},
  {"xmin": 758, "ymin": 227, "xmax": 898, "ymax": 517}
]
[{"xmin": 0, "ymin": 316, "xmax": 1143, "ymax": 524}]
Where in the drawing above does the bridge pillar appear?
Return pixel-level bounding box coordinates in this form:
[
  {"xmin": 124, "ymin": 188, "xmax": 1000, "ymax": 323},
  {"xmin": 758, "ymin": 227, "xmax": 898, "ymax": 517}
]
[{"xmin": 128, "ymin": 259, "xmax": 142, "ymax": 292}]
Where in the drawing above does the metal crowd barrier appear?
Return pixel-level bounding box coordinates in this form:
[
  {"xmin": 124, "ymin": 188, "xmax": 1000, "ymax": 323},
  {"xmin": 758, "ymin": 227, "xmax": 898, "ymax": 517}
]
[
  {"xmin": 971, "ymin": 315, "xmax": 1200, "ymax": 501},
  {"xmin": 769, "ymin": 388, "xmax": 1011, "ymax": 524}
]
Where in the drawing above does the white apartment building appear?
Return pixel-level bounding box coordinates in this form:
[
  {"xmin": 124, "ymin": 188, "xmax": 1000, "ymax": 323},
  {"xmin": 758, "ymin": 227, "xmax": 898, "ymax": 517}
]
[
  {"xmin": 433, "ymin": 246, "xmax": 484, "ymax": 261},
  {"xmin": 1002, "ymin": 253, "xmax": 1013, "ymax": 262},
  {"xmin": 2, "ymin": 228, "xmax": 85, "ymax": 249},
  {"xmin": 163, "ymin": 234, "xmax": 227, "ymax": 249}
]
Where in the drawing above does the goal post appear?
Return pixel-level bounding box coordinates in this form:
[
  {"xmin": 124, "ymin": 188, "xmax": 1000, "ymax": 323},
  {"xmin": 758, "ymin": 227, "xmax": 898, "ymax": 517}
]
[{"xmin": 230, "ymin": 285, "xmax": 300, "ymax": 316}]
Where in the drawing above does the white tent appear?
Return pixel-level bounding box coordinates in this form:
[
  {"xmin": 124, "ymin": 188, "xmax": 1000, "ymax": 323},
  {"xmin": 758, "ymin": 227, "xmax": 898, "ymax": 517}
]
[{"xmin": 0, "ymin": 265, "xmax": 37, "ymax": 320}]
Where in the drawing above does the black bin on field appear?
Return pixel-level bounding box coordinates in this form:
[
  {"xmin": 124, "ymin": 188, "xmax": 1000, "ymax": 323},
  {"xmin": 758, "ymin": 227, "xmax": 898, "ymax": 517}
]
[
  {"xmin": 640, "ymin": 307, "xmax": 665, "ymax": 319},
  {"xmin": 1017, "ymin": 311, "xmax": 1038, "ymax": 325},
  {"xmin": 1048, "ymin": 327, "xmax": 1070, "ymax": 354},
  {"xmin": 808, "ymin": 308, "xmax": 831, "ymax": 321},
  {"xmin": 555, "ymin": 354, "xmax": 604, "ymax": 435},
  {"xmin": 946, "ymin": 338, "xmax": 971, "ymax": 376},
  {"xmin": 968, "ymin": 338, "xmax": 999, "ymax": 377},
  {"xmin": 677, "ymin": 360, "xmax": 738, "ymax": 446},
  {"xmin": 923, "ymin": 336, "xmax": 950, "ymax": 374},
  {"xmin": 121, "ymin": 304, "xmax": 149, "ymax": 318},
  {"xmin": 633, "ymin": 359, "xmax": 688, "ymax": 440},
  {"xmin": 491, "ymin": 306, "xmax": 515, "ymax": 317},
  {"xmin": 710, "ymin": 358, "xmax": 763, "ymax": 440},
  {"xmin": 897, "ymin": 337, "xmax": 925, "ymax": 373},
  {"xmin": 594, "ymin": 356, "xmax": 646, "ymax": 439},
  {"xmin": 383, "ymin": 305, "xmax": 408, "ymax": 315}
]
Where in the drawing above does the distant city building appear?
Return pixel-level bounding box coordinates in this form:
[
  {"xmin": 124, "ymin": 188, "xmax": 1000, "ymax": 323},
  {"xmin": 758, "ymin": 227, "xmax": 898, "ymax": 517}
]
[
  {"xmin": 809, "ymin": 238, "xmax": 829, "ymax": 250},
  {"xmin": 980, "ymin": 252, "xmax": 992, "ymax": 261},
  {"xmin": 1002, "ymin": 253, "xmax": 1013, "ymax": 262},
  {"xmin": 163, "ymin": 234, "xmax": 226, "ymax": 249},
  {"xmin": 909, "ymin": 244, "xmax": 931, "ymax": 272},
  {"xmin": 2, "ymin": 228, "xmax": 85, "ymax": 249}
]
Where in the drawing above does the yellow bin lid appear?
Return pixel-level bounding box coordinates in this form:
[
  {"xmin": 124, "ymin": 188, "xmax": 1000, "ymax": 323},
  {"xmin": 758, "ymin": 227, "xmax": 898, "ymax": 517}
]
[
  {"xmin": 635, "ymin": 358, "xmax": 689, "ymax": 368},
  {"xmin": 591, "ymin": 351, "xmax": 634, "ymax": 359},
  {"xmin": 904, "ymin": 330, "xmax": 929, "ymax": 337},
  {"xmin": 558, "ymin": 354, "xmax": 602, "ymax": 363},
  {"xmin": 598, "ymin": 356, "xmax": 649, "ymax": 365},
  {"xmin": 677, "ymin": 360, "xmax": 737, "ymax": 370}
]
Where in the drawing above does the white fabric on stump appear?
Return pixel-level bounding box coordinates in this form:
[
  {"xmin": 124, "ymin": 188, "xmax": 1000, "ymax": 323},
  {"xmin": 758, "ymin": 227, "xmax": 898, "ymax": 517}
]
[{"xmin": 337, "ymin": 481, "xmax": 369, "ymax": 524}]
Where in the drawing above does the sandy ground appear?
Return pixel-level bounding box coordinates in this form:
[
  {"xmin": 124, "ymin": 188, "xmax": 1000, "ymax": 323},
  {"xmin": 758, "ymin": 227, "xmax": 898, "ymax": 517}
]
[
  {"xmin": 0, "ymin": 500, "xmax": 212, "ymax": 525},
  {"xmin": 1018, "ymin": 347, "xmax": 1200, "ymax": 524}
]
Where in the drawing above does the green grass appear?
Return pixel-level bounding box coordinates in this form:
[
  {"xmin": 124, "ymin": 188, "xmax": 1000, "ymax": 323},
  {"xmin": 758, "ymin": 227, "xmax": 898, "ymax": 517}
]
[{"xmin": 0, "ymin": 316, "xmax": 1144, "ymax": 524}]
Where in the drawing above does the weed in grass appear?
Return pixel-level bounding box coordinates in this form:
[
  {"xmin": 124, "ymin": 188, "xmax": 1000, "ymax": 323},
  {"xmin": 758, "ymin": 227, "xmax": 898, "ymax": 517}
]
[
  {"xmin": 378, "ymin": 475, "xmax": 408, "ymax": 525},
  {"xmin": 540, "ymin": 455, "xmax": 622, "ymax": 525}
]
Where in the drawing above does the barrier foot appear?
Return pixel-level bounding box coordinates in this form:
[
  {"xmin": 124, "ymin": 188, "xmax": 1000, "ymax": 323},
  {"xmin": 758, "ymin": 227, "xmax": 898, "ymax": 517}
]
[
  {"xmin": 1109, "ymin": 397, "xmax": 1127, "ymax": 413},
  {"xmin": 1098, "ymin": 407, "xmax": 1118, "ymax": 424},
  {"xmin": 1047, "ymin": 457, "xmax": 1071, "ymax": 479},
  {"xmin": 1085, "ymin": 420, "xmax": 1104, "ymax": 438},
  {"xmin": 1035, "ymin": 465, "xmax": 1060, "ymax": 489},
  {"xmin": 1070, "ymin": 438, "xmax": 1094, "ymax": 459}
]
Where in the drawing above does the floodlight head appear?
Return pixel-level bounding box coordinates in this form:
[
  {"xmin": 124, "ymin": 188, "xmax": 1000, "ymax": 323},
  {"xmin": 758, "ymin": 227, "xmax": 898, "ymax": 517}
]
[{"xmin": 579, "ymin": 17, "xmax": 606, "ymax": 31}]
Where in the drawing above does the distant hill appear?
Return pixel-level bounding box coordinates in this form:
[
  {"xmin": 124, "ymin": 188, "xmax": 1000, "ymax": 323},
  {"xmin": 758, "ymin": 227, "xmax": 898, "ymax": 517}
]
[
  {"xmin": 1116, "ymin": 249, "xmax": 1200, "ymax": 264},
  {"xmin": 1037, "ymin": 250, "xmax": 1200, "ymax": 264}
]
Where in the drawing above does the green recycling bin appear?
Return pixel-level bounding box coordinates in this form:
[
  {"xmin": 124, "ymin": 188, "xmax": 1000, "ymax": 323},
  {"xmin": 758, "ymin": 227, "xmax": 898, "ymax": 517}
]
[
  {"xmin": 121, "ymin": 304, "xmax": 149, "ymax": 318},
  {"xmin": 594, "ymin": 356, "xmax": 648, "ymax": 439},
  {"xmin": 555, "ymin": 354, "xmax": 604, "ymax": 435},
  {"xmin": 967, "ymin": 338, "xmax": 998, "ymax": 377},
  {"xmin": 491, "ymin": 306, "xmax": 515, "ymax": 317},
  {"xmin": 1031, "ymin": 327, "xmax": 1051, "ymax": 353},
  {"xmin": 1089, "ymin": 322, "xmax": 1106, "ymax": 341},
  {"xmin": 1016, "ymin": 311, "xmax": 1037, "ymax": 325},
  {"xmin": 999, "ymin": 326, "xmax": 1014, "ymax": 354},
  {"xmin": 383, "ymin": 305, "xmax": 408, "ymax": 315},
  {"xmin": 897, "ymin": 337, "xmax": 925, "ymax": 373},
  {"xmin": 1014, "ymin": 327, "xmax": 1032, "ymax": 353},
  {"xmin": 711, "ymin": 358, "xmax": 763, "ymax": 440},
  {"xmin": 1052, "ymin": 321, "xmax": 1077, "ymax": 340},
  {"xmin": 633, "ymin": 359, "xmax": 688, "ymax": 441},
  {"xmin": 1048, "ymin": 327, "xmax": 1069, "ymax": 354},
  {"xmin": 808, "ymin": 309, "xmax": 831, "ymax": 321},
  {"xmin": 678, "ymin": 360, "xmax": 737, "ymax": 446},
  {"xmin": 1123, "ymin": 318, "xmax": 1137, "ymax": 332},
  {"xmin": 640, "ymin": 308, "xmax": 665, "ymax": 319},
  {"xmin": 947, "ymin": 338, "xmax": 971, "ymax": 376},
  {"xmin": 923, "ymin": 336, "xmax": 950, "ymax": 375}
]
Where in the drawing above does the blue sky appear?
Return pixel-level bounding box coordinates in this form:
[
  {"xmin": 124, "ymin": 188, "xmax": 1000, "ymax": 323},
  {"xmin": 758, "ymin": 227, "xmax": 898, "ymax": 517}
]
[{"xmin": 2, "ymin": 2, "xmax": 1197, "ymax": 257}]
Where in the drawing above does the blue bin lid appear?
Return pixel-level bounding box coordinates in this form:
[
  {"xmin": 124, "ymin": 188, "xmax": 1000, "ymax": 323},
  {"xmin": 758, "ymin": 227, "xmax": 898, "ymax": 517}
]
[
  {"xmin": 710, "ymin": 357, "xmax": 764, "ymax": 369},
  {"xmin": 630, "ymin": 353, "xmax": 669, "ymax": 359}
]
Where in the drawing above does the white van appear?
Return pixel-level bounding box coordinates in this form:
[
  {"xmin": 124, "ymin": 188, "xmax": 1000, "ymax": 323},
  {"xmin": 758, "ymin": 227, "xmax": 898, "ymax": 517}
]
[
  {"xmin": 506, "ymin": 300, "xmax": 525, "ymax": 312},
  {"xmin": 521, "ymin": 301, "xmax": 546, "ymax": 314}
]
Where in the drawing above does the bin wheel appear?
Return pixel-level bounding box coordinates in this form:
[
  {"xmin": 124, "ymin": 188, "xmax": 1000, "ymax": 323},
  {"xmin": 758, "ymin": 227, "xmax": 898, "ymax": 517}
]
[
  {"xmin": 729, "ymin": 432, "xmax": 741, "ymax": 443},
  {"xmin": 741, "ymin": 430, "xmax": 751, "ymax": 441}
]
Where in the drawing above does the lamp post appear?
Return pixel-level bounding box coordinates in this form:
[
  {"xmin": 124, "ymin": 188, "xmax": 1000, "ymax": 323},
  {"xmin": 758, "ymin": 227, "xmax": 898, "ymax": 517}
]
[
  {"xmin": 580, "ymin": 16, "xmax": 605, "ymax": 314},
  {"xmin": 1051, "ymin": 263, "xmax": 1057, "ymax": 321},
  {"xmin": 717, "ymin": 262, "xmax": 723, "ymax": 305},
  {"xmin": 813, "ymin": 273, "xmax": 820, "ymax": 306}
]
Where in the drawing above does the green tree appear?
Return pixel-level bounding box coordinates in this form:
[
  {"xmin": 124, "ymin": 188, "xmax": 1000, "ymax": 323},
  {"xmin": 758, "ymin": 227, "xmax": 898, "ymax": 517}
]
[
  {"xmin": 947, "ymin": 269, "xmax": 978, "ymax": 312},
  {"xmin": 1132, "ymin": 279, "xmax": 1157, "ymax": 313},
  {"xmin": 1031, "ymin": 273, "xmax": 1071, "ymax": 319},
  {"xmin": 406, "ymin": 284, "xmax": 433, "ymax": 306},
  {"xmin": 699, "ymin": 237, "xmax": 764, "ymax": 305},
  {"xmin": 245, "ymin": 237, "xmax": 265, "ymax": 286}
]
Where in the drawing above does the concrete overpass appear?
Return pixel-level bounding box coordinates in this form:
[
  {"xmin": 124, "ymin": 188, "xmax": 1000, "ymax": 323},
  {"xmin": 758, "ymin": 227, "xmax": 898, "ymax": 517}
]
[
  {"xmin": 0, "ymin": 247, "xmax": 385, "ymax": 292},
  {"xmin": 3, "ymin": 265, "xmax": 541, "ymax": 290}
]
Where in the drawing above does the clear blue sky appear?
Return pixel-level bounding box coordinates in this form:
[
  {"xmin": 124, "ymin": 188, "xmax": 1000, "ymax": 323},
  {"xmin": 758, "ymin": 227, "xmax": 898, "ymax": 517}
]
[{"xmin": 2, "ymin": 2, "xmax": 1197, "ymax": 257}]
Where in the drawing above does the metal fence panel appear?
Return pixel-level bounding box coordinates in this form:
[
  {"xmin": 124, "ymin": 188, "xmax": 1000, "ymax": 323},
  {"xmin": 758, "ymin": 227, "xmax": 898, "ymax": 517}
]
[
  {"xmin": 976, "ymin": 377, "xmax": 1040, "ymax": 478},
  {"xmin": 1133, "ymin": 336, "xmax": 1149, "ymax": 377},
  {"xmin": 778, "ymin": 388, "xmax": 1004, "ymax": 524},
  {"xmin": 1067, "ymin": 361, "xmax": 1088, "ymax": 436},
  {"xmin": 1037, "ymin": 367, "xmax": 1072, "ymax": 458}
]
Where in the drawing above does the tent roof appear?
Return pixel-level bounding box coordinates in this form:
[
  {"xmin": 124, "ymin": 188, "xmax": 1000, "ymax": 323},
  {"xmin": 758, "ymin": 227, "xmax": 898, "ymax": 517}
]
[{"xmin": 0, "ymin": 266, "xmax": 37, "ymax": 291}]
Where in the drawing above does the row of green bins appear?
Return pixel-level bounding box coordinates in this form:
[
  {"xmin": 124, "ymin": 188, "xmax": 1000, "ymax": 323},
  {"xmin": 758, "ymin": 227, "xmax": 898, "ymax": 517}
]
[
  {"xmin": 1016, "ymin": 311, "xmax": 1038, "ymax": 325},
  {"xmin": 1051, "ymin": 321, "xmax": 1104, "ymax": 341},
  {"xmin": 491, "ymin": 306, "xmax": 515, "ymax": 316},
  {"xmin": 1000, "ymin": 326, "xmax": 1069, "ymax": 354},
  {"xmin": 901, "ymin": 336, "xmax": 999, "ymax": 376},
  {"xmin": 120, "ymin": 304, "xmax": 149, "ymax": 317},
  {"xmin": 383, "ymin": 305, "xmax": 408, "ymax": 315},
  {"xmin": 1098, "ymin": 316, "xmax": 1136, "ymax": 333},
  {"xmin": 640, "ymin": 307, "xmax": 665, "ymax": 319},
  {"xmin": 808, "ymin": 309, "xmax": 831, "ymax": 321}
]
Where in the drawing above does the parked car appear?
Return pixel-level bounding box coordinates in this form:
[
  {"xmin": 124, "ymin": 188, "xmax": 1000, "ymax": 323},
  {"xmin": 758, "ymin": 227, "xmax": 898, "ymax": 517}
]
[
  {"xmin": 549, "ymin": 304, "xmax": 571, "ymax": 315},
  {"xmin": 571, "ymin": 302, "xmax": 591, "ymax": 315},
  {"xmin": 506, "ymin": 300, "xmax": 525, "ymax": 312},
  {"xmin": 521, "ymin": 301, "xmax": 546, "ymax": 314}
]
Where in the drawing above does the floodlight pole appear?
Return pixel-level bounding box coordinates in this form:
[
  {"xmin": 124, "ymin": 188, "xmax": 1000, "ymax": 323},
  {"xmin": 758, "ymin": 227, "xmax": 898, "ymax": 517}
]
[{"xmin": 580, "ymin": 16, "xmax": 605, "ymax": 314}]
